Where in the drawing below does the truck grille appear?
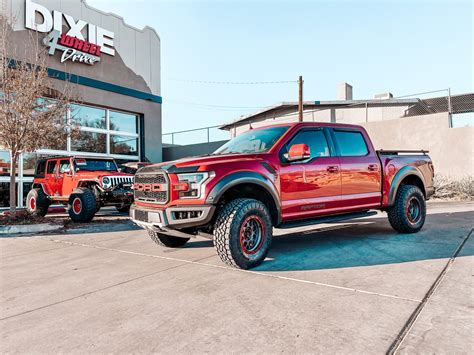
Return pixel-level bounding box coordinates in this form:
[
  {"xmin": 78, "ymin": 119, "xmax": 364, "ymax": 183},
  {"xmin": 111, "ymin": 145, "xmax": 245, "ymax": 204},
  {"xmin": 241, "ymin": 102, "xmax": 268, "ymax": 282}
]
[
  {"xmin": 108, "ymin": 176, "xmax": 133, "ymax": 188},
  {"xmin": 134, "ymin": 172, "xmax": 169, "ymax": 204}
]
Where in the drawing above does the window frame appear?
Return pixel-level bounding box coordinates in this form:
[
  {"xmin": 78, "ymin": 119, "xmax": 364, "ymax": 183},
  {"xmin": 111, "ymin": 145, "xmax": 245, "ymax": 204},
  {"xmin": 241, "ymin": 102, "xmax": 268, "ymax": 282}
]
[
  {"xmin": 279, "ymin": 127, "xmax": 335, "ymax": 165},
  {"xmin": 330, "ymin": 128, "xmax": 370, "ymax": 158}
]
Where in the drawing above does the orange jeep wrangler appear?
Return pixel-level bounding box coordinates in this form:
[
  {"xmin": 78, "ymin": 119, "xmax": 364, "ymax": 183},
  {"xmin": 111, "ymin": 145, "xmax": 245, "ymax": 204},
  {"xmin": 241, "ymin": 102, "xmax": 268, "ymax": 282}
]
[{"xmin": 26, "ymin": 156, "xmax": 133, "ymax": 222}]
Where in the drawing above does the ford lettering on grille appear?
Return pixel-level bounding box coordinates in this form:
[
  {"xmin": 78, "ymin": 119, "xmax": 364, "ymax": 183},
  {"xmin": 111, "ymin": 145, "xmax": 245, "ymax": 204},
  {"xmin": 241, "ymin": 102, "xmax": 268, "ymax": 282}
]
[{"xmin": 134, "ymin": 173, "xmax": 169, "ymax": 203}]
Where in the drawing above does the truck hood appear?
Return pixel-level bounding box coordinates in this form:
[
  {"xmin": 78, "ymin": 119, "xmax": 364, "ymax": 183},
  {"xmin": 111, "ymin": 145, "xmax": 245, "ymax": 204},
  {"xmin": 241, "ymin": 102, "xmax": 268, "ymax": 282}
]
[{"xmin": 140, "ymin": 153, "xmax": 266, "ymax": 173}]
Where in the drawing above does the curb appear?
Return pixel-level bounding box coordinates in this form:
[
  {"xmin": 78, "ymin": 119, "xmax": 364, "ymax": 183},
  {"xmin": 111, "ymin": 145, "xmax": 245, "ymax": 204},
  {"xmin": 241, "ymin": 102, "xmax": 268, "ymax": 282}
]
[{"xmin": 0, "ymin": 223, "xmax": 63, "ymax": 235}]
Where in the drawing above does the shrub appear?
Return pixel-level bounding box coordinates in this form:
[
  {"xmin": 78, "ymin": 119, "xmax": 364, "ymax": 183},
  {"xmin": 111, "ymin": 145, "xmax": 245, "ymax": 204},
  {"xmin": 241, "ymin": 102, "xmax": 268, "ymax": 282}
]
[{"xmin": 433, "ymin": 175, "xmax": 473, "ymax": 200}]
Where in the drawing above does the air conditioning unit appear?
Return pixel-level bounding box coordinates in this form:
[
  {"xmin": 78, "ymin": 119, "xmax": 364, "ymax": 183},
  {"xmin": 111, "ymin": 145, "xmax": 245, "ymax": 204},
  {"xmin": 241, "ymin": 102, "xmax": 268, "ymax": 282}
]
[{"xmin": 374, "ymin": 92, "xmax": 393, "ymax": 100}]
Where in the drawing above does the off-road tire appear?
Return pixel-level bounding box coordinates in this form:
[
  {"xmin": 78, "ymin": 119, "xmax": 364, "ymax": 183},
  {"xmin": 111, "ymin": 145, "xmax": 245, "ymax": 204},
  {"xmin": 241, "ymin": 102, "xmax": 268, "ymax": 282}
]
[
  {"xmin": 26, "ymin": 188, "xmax": 50, "ymax": 217},
  {"xmin": 68, "ymin": 188, "xmax": 97, "ymax": 223},
  {"xmin": 387, "ymin": 184, "xmax": 426, "ymax": 233},
  {"xmin": 213, "ymin": 198, "xmax": 273, "ymax": 269},
  {"xmin": 148, "ymin": 231, "xmax": 189, "ymax": 247},
  {"xmin": 116, "ymin": 205, "xmax": 131, "ymax": 213}
]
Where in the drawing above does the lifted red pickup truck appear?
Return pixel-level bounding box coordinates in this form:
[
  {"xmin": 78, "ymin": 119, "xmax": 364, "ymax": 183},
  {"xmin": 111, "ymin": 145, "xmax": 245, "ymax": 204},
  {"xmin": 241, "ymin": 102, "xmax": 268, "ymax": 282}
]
[{"xmin": 130, "ymin": 122, "xmax": 434, "ymax": 269}]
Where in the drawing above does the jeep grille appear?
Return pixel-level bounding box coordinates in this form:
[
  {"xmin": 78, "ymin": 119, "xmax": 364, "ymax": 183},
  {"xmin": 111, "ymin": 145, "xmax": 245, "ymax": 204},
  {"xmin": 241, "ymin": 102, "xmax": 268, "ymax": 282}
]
[
  {"xmin": 134, "ymin": 172, "xmax": 169, "ymax": 204},
  {"xmin": 108, "ymin": 176, "xmax": 133, "ymax": 188}
]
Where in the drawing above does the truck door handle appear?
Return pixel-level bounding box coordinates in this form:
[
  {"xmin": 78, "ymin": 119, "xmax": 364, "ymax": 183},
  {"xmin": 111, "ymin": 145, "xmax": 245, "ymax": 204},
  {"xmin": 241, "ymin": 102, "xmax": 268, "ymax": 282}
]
[
  {"xmin": 327, "ymin": 166, "xmax": 339, "ymax": 173},
  {"xmin": 368, "ymin": 164, "xmax": 379, "ymax": 171}
]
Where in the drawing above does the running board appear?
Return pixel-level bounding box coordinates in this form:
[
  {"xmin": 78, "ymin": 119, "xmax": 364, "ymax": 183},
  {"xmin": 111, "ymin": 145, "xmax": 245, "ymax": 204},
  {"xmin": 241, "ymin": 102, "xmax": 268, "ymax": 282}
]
[{"xmin": 277, "ymin": 210, "xmax": 378, "ymax": 229}]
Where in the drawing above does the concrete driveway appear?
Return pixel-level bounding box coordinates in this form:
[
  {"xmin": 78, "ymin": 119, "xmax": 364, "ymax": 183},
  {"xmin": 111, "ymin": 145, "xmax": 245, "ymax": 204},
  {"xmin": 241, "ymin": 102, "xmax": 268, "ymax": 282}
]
[{"xmin": 1, "ymin": 202, "xmax": 472, "ymax": 353}]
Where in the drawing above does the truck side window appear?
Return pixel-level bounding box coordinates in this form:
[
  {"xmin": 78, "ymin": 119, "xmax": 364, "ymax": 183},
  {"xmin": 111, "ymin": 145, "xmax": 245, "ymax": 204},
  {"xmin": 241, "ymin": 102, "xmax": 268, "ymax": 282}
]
[
  {"xmin": 334, "ymin": 130, "xmax": 368, "ymax": 156},
  {"xmin": 46, "ymin": 161, "xmax": 57, "ymax": 174},
  {"xmin": 35, "ymin": 161, "xmax": 46, "ymax": 178},
  {"xmin": 59, "ymin": 160, "xmax": 71, "ymax": 173},
  {"xmin": 288, "ymin": 130, "xmax": 330, "ymax": 159}
]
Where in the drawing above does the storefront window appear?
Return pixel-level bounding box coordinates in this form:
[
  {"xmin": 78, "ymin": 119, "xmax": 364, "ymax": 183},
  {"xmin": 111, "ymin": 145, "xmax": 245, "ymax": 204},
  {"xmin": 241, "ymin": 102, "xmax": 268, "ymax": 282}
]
[
  {"xmin": 71, "ymin": 131, "xmax": 107, "ymax": 153},
  {"xmin": 109, "ymin": 111, "xmax": 139, "ymax": 133},
  {"xmin": 71, "ymin": 104, "xmax": 107, "ymax": 130},
  {"xmin": 0, "ymin": 151, "xmax": 14, "ymax": 177},
  {"xmin": 110, "ymin": 135, "xmax": 138, "ymax": 155},
  {"xmin": 0, "ymin": 182, "xmax": 17, "ymax": 208}
]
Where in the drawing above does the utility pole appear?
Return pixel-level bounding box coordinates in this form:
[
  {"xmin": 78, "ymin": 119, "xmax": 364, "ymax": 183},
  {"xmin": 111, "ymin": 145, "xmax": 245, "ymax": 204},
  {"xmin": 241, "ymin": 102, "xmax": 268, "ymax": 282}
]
[{"xmin": 298, "ymin": 76, "xmax": 303, "ymax": 122}]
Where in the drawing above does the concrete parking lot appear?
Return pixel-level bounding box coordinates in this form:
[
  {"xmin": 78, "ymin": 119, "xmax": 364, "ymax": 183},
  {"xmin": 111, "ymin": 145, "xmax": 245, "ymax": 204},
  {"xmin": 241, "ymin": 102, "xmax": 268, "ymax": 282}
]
[{"xmin": 1, "ymin": 201, "xmax": 472, "ymax": 353}]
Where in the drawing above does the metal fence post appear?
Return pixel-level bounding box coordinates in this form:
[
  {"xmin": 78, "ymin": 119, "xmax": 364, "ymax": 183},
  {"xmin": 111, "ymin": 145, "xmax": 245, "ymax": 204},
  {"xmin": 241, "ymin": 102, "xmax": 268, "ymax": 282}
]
[
  {"xmin": 171, "ymin": 133, "xmax": 174, "ymax": 145},
  {"xmin": 207, "ymin": 127, "xmax": 210, "ymax": 143}
]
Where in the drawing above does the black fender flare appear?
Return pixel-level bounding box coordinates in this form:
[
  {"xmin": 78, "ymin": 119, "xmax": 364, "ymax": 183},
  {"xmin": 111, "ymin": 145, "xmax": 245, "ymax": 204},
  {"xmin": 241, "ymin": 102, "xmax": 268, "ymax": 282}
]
[
  {"xmin": 32, "ymin": 182, "xmax": 51, "ymax": 197},
  {"xmin": 388, "ymin": 166, "xmax": 426, "ymax": 207},
  {"xmin": 205, "ymin": 171, "xmax": 282, "ymax": 225}
]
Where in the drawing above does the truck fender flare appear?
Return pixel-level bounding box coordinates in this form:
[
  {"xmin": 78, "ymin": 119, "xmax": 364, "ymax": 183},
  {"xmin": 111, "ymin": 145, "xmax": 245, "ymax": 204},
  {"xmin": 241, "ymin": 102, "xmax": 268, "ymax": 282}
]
[
  {"xmin": 32, "ymin": 182, "xmax": 51, "ymax": 196},
  {"xmin": 205, "ymin": 171, "xmax": 282, "ymax": 225},
  {"xmin": 388, "ymin": 166, "xmax": 426, "ymax": 207}
]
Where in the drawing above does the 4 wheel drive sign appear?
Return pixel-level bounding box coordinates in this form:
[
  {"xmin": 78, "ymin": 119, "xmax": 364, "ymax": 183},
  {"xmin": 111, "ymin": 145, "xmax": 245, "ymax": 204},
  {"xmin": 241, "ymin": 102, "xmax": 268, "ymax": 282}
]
[{"xmin": 25, "ymin": 0, "xmax": 115, "ymax": 65}]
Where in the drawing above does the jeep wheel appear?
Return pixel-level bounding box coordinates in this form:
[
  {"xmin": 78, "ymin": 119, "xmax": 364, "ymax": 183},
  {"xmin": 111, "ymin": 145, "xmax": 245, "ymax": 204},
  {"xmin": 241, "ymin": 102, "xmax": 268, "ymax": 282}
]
[
  {"xmin": 149, "ymin": 231, "xmax": 189, "ymax": 247},
  {"xmin": 26, "ymin": 188, "xmax": 50, "ymax": 217},
  {"xmin": 68, "ymin": 188, "xmax": 97, "ymax": 223},
  {"xmin": 213, "ymin": 198, "xmax": 273, "ymax": 269},
  {"xmin": 116, "ymin": 205, "xmax": 131, "ymax": 213},
  {"xmin": 387, "ymin": 184, "xmax": 426, "ymax": 233}
]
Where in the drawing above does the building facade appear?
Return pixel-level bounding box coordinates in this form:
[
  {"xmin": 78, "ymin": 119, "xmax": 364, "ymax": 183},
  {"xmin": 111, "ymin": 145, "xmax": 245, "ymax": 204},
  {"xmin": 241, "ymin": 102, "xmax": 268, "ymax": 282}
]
[{"xmin": 0, "ymin": 0, "xmax": 162, "ymax": 208}]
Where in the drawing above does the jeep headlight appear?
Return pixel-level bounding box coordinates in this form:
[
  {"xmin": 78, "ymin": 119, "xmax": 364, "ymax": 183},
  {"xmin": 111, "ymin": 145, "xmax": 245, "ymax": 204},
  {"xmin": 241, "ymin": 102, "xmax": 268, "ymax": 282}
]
[
  {"xmin": 175, "ymin": 172, "xmax": 213, "ymax": 199},
  {"xmin": 102, "ymin": 176, "xmax": 111, "ymax": 188}
]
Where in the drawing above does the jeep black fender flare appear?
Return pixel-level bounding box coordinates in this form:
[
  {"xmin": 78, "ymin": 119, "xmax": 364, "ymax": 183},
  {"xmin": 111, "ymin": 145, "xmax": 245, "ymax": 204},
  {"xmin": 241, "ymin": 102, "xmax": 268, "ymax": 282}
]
[
  {"xmin": 205, "ymin": 171, "xmax": 282, "ymax": 225},
  {"xmin": 388, "ymin": 166, "xmax": 426, "ymax": 207},
  {"xmin": 32, "ymin": 182, "xmax": 51, "ymax": 196}
]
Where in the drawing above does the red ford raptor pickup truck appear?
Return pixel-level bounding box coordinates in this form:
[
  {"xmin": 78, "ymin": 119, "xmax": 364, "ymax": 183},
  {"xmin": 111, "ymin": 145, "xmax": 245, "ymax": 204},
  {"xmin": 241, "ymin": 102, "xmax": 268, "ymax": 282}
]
[{"xmin": 130, "ymin": 122, "xmax": 434, "ymax": 269}]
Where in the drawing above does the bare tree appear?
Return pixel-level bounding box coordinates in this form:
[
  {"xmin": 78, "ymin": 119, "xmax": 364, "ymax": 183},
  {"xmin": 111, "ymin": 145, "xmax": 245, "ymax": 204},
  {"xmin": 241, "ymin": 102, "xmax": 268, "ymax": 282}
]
[{"xmin": 0, "ymin": 17, "xmax": 77, "ymax": 215}]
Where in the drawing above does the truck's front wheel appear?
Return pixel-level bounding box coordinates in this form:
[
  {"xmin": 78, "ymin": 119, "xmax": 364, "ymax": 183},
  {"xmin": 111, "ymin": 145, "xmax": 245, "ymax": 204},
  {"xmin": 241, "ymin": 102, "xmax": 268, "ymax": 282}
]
[
  {"xmin": 68, "ymin": 188, "xmax": 97, "ymax": 223},
  {"xmin": 387, "ymin": 184, "xmax": 426, "ymax": 233},
  {"xmin": 213, "ymin": 198, "xmax": 273, "ymax": 269}
]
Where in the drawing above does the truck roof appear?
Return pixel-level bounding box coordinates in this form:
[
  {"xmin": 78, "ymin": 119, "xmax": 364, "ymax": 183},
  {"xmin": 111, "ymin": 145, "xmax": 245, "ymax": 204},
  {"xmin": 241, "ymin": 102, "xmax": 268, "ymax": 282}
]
[{"xmin": 249, "ymin": 121, "xmax": 365, "ymax": 131}]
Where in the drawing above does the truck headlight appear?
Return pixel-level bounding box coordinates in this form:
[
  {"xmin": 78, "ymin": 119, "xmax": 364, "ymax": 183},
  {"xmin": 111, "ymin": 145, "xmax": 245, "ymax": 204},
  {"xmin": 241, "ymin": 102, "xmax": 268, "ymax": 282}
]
[
  {"xmin": 175, "ymin": 172, "xmax": 213, "ymax": 199},
  {"xmin": 102, "ymin": 176, "xmax": 111, "ymax": 188}
]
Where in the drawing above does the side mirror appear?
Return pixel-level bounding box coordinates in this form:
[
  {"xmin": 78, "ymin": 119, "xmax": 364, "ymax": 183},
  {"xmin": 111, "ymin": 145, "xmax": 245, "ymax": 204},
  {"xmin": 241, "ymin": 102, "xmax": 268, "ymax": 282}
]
[{"xmin": 285, "ymin": 143, "xmax": 311, "ymax": 162}]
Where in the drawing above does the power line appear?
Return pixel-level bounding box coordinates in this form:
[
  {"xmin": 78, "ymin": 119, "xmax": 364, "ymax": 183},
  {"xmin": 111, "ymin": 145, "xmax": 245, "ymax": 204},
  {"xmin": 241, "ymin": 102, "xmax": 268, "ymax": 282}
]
[{"xmin": 166, "ymin": 78, "xmax": 297, "ymax": 85}]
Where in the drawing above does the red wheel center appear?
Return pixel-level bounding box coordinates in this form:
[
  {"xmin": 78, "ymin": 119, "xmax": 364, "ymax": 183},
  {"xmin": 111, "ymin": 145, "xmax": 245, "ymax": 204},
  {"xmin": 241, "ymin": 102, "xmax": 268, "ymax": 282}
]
[
  {"xmin": 239, "ymin": 215, "xmax": 265, "ymax": 255},
  {"xmin": 72, "ymin": 198, "xmax": 82, "ymax": 214},
  {"xmin": 30, "ymin": 197, "xmax": 36, "ymax": 210},
  {"xmin": 406, "ymin": 197, "xmax": 421, "ymax": 224}
]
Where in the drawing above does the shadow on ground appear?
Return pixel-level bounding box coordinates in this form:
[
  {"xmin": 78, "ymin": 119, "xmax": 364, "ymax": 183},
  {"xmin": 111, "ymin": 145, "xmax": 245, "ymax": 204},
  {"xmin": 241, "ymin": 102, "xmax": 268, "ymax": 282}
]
[{"xmin": 254, "ymin": 211, "xmax": 473, "ymax": 272}]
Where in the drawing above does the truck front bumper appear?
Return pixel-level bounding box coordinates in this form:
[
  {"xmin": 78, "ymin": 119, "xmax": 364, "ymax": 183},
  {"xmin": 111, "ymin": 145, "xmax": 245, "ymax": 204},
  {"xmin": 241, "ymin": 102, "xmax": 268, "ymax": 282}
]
[{"xmin": 130, "ymin": 204, "xmax": 215, "ymax": 238}]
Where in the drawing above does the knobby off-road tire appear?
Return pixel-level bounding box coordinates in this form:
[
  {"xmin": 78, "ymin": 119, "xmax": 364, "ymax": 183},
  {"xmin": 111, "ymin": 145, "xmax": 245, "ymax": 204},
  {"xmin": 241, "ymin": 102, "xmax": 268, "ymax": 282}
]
[
  {"xmin": 387, "ymin": 184, "xmax": 426, "ymax": 233},
  {"xmin": 26, "ymin": 188, "xmax": 50, "ymax": 217},
  {"xmin": 213, "ymin": 198, "xmax": 273, "ymax": 269},
  {"xmin": 148, "ymin": 231, "xmax": 190, "ymax": 247},
  {"xmin": 68, "ymin": 188, "xmax": 97, "ymax": 223}
]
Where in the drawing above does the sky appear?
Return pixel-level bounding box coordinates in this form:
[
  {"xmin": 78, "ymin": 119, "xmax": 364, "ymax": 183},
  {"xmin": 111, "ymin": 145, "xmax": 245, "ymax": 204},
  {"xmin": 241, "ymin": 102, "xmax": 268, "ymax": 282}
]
[{"xmin": 87, "ymin": 0, "xmax": 473, "ymax": 139}]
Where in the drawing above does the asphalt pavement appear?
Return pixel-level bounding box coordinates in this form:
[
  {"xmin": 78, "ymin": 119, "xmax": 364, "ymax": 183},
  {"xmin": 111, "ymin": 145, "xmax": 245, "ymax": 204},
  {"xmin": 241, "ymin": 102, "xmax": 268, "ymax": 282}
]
[{"xmin": 0, "ymin": 201, "xmax": 472, "ymax": 353}]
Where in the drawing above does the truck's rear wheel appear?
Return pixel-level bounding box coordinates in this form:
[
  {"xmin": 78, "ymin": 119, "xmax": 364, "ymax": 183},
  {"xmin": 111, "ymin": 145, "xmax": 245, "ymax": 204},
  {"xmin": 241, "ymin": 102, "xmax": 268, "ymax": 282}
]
[
  {"xmin": 387, "ymin": 184, "xmax": 426, "ymax": 233},
  {"xmin": 148, "ymin": 231, "xmax": 189, "ymax": 247},
  {"xmin": 26, "ymin": 188, "xmax": 50, "ymax": 217},
  {"xmin": 68, "ymin": 188, "xmax": 97, "ymax": 223},
  {"xmin": 213, "ymin": 198, "xmax": 273, "ymax": 269}
]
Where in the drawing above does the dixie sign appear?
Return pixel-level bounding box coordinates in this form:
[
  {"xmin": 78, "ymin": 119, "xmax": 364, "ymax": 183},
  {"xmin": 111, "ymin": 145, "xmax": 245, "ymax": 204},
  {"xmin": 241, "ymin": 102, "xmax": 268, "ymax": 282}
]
[{"xmin": 25, "ymin": 0, "xmax": 115, "ymax": 63}]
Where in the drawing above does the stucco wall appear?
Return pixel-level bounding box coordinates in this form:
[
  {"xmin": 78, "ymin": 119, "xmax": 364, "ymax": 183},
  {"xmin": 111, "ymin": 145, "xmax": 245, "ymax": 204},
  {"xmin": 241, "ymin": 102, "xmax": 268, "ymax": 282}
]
[
  {"xmin": 361, "ymin": 112, "xmax": 473, "ymax": 178},
  {"xmin": 2, "ymin": 0, "xmax": 161, "ymax": 95}
]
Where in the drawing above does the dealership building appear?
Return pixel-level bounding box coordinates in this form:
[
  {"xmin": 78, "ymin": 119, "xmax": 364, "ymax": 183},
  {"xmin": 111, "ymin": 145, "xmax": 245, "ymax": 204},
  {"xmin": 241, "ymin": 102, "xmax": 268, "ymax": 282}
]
[{"xmin": 0, "ymin": 0, "xmax": 162, "ymax": 208}]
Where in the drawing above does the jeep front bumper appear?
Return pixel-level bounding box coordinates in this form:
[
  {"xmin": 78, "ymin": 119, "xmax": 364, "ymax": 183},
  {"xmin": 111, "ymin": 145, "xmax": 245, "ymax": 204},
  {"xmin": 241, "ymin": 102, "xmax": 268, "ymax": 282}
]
[{"xmin": 130, "ymin": 204, "xmax": 215, "ymax": 238}]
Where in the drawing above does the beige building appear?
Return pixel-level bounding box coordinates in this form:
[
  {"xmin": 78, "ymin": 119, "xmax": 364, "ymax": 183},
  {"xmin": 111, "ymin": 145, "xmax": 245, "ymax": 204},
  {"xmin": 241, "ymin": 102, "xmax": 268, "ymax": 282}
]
[{"xmin": 221, "ymin": 85, "xmax": 473, "ymax": 178}]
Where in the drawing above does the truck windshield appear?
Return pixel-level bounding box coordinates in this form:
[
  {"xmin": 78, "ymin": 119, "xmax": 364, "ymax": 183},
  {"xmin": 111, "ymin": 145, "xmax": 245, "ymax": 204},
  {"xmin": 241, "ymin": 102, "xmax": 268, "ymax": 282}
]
[
  {"xmin": 213, "ymin": 126, "xmax": 289, "ymax": 154},
  {"xmin": 74, "ymin": 159, "xmax": 118, "ymax": 172}
]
